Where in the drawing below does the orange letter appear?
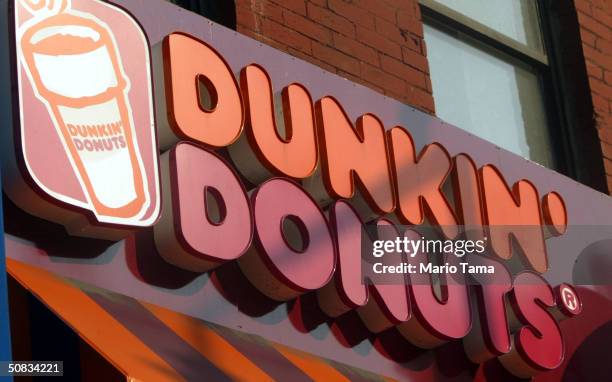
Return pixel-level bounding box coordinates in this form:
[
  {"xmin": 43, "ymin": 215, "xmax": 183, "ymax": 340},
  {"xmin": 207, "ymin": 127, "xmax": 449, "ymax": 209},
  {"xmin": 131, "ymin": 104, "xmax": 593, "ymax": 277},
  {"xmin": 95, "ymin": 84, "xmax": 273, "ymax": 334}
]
[
  {"xmin": 388, "ymin": 127, "xmax": 458, "ymax": 239},
  {"xmin": 163, "ymin": 33, "xmax": 243, "ymax": 147},
  {"xmin": 452, "ymin": 154, "xmax": 485, "ymax": 242},
  {"xmin": 313, "ymin": 97, "xmax": 394, "ymax": 216},
  {"xmin": 480, "ymin": 165, "xmax": 548, "ymax": 273},
  {"xmin": 229, "ymin": 64, "xmax": 317, "ymax": 184}
]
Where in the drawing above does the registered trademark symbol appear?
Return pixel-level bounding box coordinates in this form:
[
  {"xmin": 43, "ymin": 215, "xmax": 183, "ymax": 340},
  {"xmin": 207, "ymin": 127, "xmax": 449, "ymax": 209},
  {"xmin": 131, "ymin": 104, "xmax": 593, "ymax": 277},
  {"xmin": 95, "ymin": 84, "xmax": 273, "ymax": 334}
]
[
  {"xmin": 556, "ymin": 283, "xmax": 582, "ymax": 317},
  {"xmin": 562, "ymin": 287, "xmax": 577, "ymax": 310}
]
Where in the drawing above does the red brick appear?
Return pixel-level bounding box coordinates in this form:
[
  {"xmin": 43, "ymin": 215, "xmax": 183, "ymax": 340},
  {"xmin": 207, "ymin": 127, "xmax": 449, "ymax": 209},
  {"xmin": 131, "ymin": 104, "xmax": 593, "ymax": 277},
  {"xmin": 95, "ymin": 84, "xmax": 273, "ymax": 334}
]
[
  {"xmin": 283, "ymin": 10, "xmax": 332, "ymax": 44},
  {"xmin": 407, "ymin": 33, "xmax": 423, "ymax": 53},
  {"xmin": 586, "ymin": 60, "xmax": 604, "ymax": 79},
  {"xmin": 380, "ymin": 54, "xmax": 427, "ymax": 89},
  {"xmin": 401, "ymin": 46, "xmax": 429, "ymax": 73},
  {"xmin": 250, "ymin": 0, "xmax": 284, "ymax": 23},
  {"xmin": 598, "ymin": 127, "xmax": 612, "ymax": 144},
  {"xmin": 393, "ymin": 1, "xmax": 417, "ymax": 16},
  {"xmin": 606, "ymin": 175, "xmax": 612, "ymax": 193},
  {"xmin": 236, "ymin": 5, "xmax": 261, "ymax": 33},
  {"xmin": 307, "ymin": 2, "xmax": 355, "ymax": 37},
  {"xmin": 598, "ymin": 116, "xmax": 612, "ymax": 131},
  {"xmin": 246, "ymin": 31, "xmax": 288, "ymax": 52},
  {"xmin": 580, "ymin": 29, "xmax": 597, "ymax": 47},
  {"xmin": 260, "ymin": 18, "xmax": 312, "ymax": 54},
  {"xmin": 604, "ymin": 157, "xmax": 612, "ymax": 175},
  {"xmin": 601, "ymin": 142, "xmax": 612, "ymax": 159},
  {"xmin": 375, "ymin": 16, "xmax": 422, "ymax": 53},
  {"xmin": 332, "ymin": 32, "xmax": 378, "ymax": 66},
  {"xmin": 328, "ymin": 0, "xmax": 375, "ymax": 30},
  {"xmin": 605, "ymin": 70, "xmax": 612, "ymax": 85},
  {"xmin": 374, "ymin": 17, "xmax": 405, "ymax": 45},
  {"xmin": 593, "ymin": 93, "xmax": 611, "ymax": 114},
  {"xmin": 356, "ymin": 26, "xmax": 402, "ymax": 59},
  {"xmin": 414, "ymin": 1, "xmax": 422, "ymax": 21},
  {"xmin": 575, "ymin": 0, "xmax": 592, "ymax": 15},
  {"xmin": 397, "ymin": 9, "xmax": 423, "ymax": 37},
  {"xmin": 379, "ymin": 0, "xmax": 415, "ymax": 12},
  {"xmin": 336, "ymin": 70, "xmax": 385, "ymax": 94},
  {"xmin": 237, "ymin": 0, "xmax": 435, "ymax": 115},
  {"xmin": 605, "ymin": 158, "xmax": 612, "ymax": 175},
  {"xmin": 354, "ymin": 0, "xmax": 396, "ymax": 23},
  {"xmin": 271, "ymin": 0, "xmax": 307, "ymax": 15},
  {"xmin": 590, "ymin": 77, "xmax": 612, "ymax": 97},
  {"xmin": 312, "ymin": 42, "xmax": 361, "ymax": 75},
  {"xmin": 596, "ymin": 38, "xmax": 612, "ymax": 53},
  {"xmin": 237, "ymin": 28, "xmax": 256, "ymax": 39},
  {"xmin": 360, "ymin": 62, "xmax": 406, "ymax": 95},
  {"xmin": 591, "ymin": 0, "xmax": 611, "ymax": 10},
  {"xmin": 592, "ymin": 7, "xmax": 612, "ymax": 27},
  {"xmin": 577, "ymin": 12, "xmax": 610, "ymax": 38},
  {"xmin": 286, "ymin": 47, "xmax": 337, "ymax": 73},
  {"xmin": 583, "ymin": 45, "xmax": 612, "ymax": 71},
  {"xmin": 405, "ymin": 85, "xmax": 435, "ymax": 113}
]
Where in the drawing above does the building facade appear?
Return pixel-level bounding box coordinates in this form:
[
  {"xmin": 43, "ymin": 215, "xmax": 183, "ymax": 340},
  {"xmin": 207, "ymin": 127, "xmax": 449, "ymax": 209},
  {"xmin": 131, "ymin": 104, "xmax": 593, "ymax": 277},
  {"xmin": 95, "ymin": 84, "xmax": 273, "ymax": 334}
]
[
  {"xmin": 215, "ymin": 0, "xmax": 611, "ymax": 192},
  {"xmin": 2, "ymin": 0, "xmax": 612, "ymax": 381}
]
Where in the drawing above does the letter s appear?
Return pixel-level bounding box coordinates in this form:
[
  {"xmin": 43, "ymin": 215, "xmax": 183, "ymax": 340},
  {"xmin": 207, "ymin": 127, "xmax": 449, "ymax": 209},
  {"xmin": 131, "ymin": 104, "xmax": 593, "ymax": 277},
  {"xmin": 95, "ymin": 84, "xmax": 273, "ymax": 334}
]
[{"xmin": 499, "ymin": 272, "xmax": 563, "ymax": 378}]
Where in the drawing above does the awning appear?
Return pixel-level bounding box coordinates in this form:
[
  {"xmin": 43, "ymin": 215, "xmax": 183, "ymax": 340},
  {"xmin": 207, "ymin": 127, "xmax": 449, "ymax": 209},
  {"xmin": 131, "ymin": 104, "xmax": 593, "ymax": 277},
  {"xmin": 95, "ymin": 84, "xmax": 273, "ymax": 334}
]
[{"xmin": 7, "ymin": 259, "xmax": 399, "ymax": 382}]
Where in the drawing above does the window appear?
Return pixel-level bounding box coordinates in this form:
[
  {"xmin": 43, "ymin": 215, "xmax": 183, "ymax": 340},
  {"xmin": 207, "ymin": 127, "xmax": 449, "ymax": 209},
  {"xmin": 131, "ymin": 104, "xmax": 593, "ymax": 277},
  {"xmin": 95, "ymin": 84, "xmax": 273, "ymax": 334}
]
[
  {"xmin": 430, "ymin": 0, "xmax": 544, "ymax": 52},
  {"xmin": 421, "ymin": 0, "xmax": 557, "ymax": 169}
]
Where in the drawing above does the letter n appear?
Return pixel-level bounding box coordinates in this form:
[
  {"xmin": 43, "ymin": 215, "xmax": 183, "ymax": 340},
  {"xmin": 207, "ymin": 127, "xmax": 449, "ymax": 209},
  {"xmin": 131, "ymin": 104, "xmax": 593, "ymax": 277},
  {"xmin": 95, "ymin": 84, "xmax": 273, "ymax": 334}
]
[
  {"xmin": 314, "ymin": 97, "xmax": 395, "ymax": 217},
  {"xmin": 480, "ymin": 165, "xmax": 548, "ymax": 273}
]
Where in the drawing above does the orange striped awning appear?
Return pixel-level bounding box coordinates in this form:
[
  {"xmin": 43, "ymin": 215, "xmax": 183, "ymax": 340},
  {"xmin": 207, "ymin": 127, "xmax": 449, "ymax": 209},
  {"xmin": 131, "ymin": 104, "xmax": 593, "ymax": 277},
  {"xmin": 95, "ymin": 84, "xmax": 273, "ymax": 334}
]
[{"xmin": 7, "ymin": 258, "xmax": 399, "ymax": 382}]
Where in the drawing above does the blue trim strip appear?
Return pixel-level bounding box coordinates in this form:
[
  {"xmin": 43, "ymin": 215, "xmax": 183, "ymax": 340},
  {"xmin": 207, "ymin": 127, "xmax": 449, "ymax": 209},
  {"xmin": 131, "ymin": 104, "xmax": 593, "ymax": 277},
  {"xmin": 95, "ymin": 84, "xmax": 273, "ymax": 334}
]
[
  {"xmin": 0, "ymin": 171, "xmax": 12, "ymax": 377},
  {"xmin": 0, "ymin": 0, "xmax": 13, "ymax": 376}
]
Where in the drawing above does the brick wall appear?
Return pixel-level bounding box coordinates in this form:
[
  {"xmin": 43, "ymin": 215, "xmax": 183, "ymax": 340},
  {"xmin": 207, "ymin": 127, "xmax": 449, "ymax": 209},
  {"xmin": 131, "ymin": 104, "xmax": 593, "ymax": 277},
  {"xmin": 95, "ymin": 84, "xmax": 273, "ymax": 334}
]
[
  {"xmin": 575, "ymin": 0, "xmax": 612, "ymax": 192},
  {"xmin": 234, "ymin": 0, "xmax": 435, "ymax": 114}
]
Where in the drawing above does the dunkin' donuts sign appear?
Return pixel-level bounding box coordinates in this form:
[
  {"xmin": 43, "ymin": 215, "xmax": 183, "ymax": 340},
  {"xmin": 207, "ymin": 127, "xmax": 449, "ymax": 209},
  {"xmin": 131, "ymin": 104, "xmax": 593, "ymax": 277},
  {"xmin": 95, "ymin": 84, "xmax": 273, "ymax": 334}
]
[
  {"xmin": 1, "ymin": 0, "xmax": 585, "ymax": 379},
  {"xmin": 5, "ymin": 0, "xmax": 159, "ymax": 238}
]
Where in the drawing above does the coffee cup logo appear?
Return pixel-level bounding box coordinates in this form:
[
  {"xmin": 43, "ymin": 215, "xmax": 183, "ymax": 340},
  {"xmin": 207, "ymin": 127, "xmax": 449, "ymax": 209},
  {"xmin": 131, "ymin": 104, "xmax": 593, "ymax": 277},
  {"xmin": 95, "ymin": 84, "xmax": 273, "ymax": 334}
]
[{"xmin": 4, "ymin": 0, "xmax": 160, "ymax": 239}]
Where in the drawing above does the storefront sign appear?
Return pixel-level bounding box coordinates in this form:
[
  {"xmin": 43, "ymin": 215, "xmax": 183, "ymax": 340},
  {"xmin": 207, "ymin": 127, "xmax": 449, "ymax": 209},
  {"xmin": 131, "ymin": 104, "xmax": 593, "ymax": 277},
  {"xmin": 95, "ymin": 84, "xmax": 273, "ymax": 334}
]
[
  {"xmin": 0, "ymin": 0, "xmax": 589, "ymax": 379},
  {"xmin": 4, "ymin": 0, "xmax": 160, "ymax": 239}
]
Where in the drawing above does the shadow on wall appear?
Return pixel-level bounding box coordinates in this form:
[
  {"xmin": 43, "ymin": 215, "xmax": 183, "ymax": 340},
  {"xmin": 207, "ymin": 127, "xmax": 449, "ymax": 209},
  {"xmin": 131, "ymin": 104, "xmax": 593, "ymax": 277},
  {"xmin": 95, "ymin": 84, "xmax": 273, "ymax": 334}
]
[
  {"xmin": 573, "ymin": 239, "xmax": 612, "ymax": 298},
  {"xmin": 562, "ymin": 321, "xmax": 612, "ymax": 382}
]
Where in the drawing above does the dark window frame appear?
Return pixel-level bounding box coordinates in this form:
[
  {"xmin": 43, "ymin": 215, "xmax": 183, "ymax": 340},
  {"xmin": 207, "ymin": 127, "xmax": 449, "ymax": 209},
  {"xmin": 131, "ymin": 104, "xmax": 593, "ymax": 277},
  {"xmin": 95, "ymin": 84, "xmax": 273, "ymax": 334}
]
[
  {"xmin": 169, "ymin": 0, "xmax": 237, "ymax": 30},
  {"xmin": 420, "ymin": 0, "xmax": 606, "ymax": 192}
]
